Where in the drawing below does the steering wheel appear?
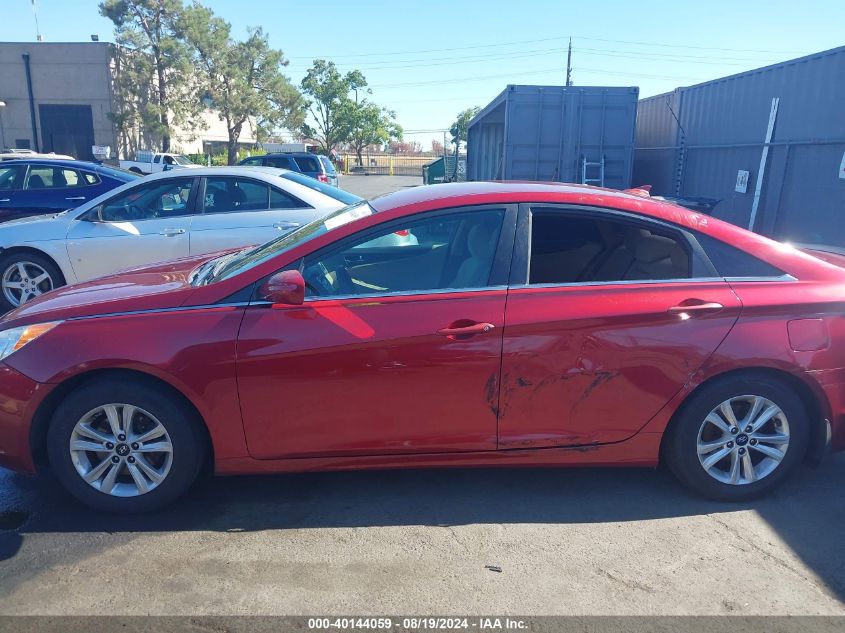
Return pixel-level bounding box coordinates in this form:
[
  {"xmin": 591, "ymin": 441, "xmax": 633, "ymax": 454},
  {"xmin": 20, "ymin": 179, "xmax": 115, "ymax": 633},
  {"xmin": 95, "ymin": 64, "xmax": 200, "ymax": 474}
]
[
  {"xmin": 303, "ymin": 262, "xmax": 356, "ymax": 296},
  {"xmin": 303, "ymin": 262, "xmax": 334, "ymax": 296}
]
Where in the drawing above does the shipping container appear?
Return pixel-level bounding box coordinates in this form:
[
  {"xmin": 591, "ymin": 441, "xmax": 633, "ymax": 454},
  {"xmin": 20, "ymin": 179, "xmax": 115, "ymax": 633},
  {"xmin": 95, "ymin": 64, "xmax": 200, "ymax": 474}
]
[
  {"xmin": 466, "ymin": 85, "xmax": 639, "ymax": 189},
  {"xmin": 634, "ymin": 45, "xmax": 845, "ymax": 249}
]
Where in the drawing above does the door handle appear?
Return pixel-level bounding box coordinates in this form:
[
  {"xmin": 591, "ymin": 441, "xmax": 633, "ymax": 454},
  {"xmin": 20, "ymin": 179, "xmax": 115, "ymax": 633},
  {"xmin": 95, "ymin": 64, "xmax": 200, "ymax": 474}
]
[
  {"xmin": 437, "ymin": 322, "xmax": 495, "ymax": 336},
  {"xmin": 668, "ymin": 301, "xmax": 724, "ymax": 317},
  {"xmin": 0, "ymin": 199, "xmax": 10, "ymax": 203},
  {"xmin": 65, "ymin": 196, "xmax": 87, "ymax": 201},
  {"xmin": 273, "ymin": 222, "xmax": 301, "ymax": 231},
  {"xmin": 159, "ymin": 228, "xmax": 186, "ymax": 237}
]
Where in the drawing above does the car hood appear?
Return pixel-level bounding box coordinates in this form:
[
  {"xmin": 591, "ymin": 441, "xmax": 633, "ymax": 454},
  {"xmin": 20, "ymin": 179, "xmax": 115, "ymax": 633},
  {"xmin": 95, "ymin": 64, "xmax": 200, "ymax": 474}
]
[
  {"xmin": 0, "ymin": 211, "xmax": 72, "ymax": 238},
  {"xmin": 0, "ymin": 252, "xmax": 221, "ymax": 326}
]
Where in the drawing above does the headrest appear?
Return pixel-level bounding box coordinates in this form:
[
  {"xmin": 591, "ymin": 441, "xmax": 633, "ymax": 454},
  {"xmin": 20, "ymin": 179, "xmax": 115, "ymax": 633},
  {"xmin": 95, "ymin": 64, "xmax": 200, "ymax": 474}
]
[
  {"xmin": 635, "ymin": 233, "xmax": 682, "ymax": 264},
  {"xmin": 467, "ymin": 222, "xmax": 497, "ymax": 257}
]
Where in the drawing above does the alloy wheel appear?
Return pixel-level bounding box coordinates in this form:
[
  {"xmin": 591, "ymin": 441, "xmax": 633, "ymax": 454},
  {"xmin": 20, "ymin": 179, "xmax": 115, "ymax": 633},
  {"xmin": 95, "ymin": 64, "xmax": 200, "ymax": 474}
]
[
  {"xmin": 69, "ymin": 404, "xmax": 173, "ymax": 497},
  {"xmin": 1, "ymin": 261, "xmax": 53, "ymax": 306},
  {"xmin": 696, "ymin": 395, "xmax": 790, "ymax": 485}
]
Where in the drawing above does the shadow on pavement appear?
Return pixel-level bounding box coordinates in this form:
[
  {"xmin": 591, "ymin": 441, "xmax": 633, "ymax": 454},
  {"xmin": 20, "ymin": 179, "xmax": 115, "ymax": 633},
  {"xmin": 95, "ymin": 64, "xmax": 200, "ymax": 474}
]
[{"xmin": 1, "ymin": 455, "xmax": 844, "ymax": 598}]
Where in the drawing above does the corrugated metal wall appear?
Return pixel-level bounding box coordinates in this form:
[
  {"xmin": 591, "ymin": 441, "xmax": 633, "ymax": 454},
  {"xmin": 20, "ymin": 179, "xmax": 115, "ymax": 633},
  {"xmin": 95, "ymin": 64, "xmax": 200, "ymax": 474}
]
[
  {"xmin": 467, "ymin": 85, "xmax": 638, "ymax": 189},
  {"xmin": 634, "ymin": 46, "xmax": 845, "ymax": 248}
]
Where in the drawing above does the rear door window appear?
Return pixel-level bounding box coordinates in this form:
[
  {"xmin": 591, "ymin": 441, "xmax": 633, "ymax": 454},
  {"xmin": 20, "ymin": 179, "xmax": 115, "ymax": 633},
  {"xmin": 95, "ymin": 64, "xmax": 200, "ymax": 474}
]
[
  {"xmin": 528, "ymin": 210, "xmax": 695, "ymax": 284},
  {"xmin": 203, "ymin": 177, "xmax": 270, "ymax": 213}
]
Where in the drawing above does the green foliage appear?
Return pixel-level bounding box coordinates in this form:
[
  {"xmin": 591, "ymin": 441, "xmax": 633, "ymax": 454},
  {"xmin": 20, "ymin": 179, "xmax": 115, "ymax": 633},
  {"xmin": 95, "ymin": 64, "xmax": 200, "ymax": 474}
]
[
  {"xmin": 181, "ymin": 4, "xmax": 306, "ymax": 165},
  {"xmin": 450, "ymin": 106, "xmax": 481, "ymax": 147},
  {"xmin": 186, "ymin": 147, "xmax": 265, "ymax": 166},
  {"xmin": 300, "ymin": 60, "xmax": 369, "ymax": 152},
  {"xmin": 100, "ymin": 0, "xmax": 202, "ymax": 152},
  {"xmin": 343, "ymin": 100, "xmax": 402, "ymax": 166}
]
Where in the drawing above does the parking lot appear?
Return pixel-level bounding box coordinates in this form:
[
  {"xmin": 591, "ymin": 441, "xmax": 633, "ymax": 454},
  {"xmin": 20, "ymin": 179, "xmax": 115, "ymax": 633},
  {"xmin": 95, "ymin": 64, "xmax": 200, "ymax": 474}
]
[
  {"xmin": 1, "ymin": 454, "xmax": 844, "ymax": 615},
  {"xmin": 339, "ymin": 174, "xmax": 421, "ymax": 199}
]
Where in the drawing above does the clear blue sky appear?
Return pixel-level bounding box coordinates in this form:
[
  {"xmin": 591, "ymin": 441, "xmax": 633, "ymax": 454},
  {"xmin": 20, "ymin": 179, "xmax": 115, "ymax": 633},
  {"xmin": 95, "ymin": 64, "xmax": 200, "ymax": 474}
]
[{"xmin": 2, "ymin": 0, "xmax": 842, "ymax": 149}]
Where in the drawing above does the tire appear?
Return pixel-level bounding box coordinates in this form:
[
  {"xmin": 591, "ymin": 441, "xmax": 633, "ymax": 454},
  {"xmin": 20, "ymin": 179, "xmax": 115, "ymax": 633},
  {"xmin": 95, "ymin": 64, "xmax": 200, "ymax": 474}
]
[
  {"xmin": 0, "ymin": 251, "xmax": 65, "ymax": 313},
  {"xmin": 129, "ymin": 167, "xmax": 143, "ymax": 174},
  {"xmin": 663, "ymin": 373, "xmax": 809, "ymax": 501},
  {"xmin": 47, "ymin": 378, "xmax": 205, "ymax": 513}
]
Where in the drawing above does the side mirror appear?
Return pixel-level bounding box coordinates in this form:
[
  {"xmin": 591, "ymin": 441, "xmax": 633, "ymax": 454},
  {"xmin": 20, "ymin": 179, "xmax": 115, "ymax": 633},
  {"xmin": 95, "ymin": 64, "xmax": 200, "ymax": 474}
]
[{"xmin": 258, "ymin": 269, "xmax": 305, "ymax": 306}]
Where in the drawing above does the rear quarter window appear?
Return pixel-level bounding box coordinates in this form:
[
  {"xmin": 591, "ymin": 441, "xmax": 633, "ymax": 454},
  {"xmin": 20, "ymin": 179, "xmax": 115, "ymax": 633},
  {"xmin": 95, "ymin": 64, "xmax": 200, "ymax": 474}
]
[
  {"xmin": 695, "ymin": 233, "xmax": 785, "ymax": 278},
  {"xmin": 293, "ymin": 156, "xmax": 320, "ymax": 172}
]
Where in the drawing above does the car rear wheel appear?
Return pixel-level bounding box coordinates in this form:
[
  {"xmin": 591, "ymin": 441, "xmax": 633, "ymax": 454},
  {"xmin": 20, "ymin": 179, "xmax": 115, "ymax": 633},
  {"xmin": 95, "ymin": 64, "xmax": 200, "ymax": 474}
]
[
  {"xmin": 47, "ymin": 379, "xmax": 205, "ymax": 513},
  {"xmin": 0, "ymin": 251, "xmax": 65, "ymax": 312},
  {"xmin": 664, "ymin": 374, "xmax": 809, "ymax": 501}
]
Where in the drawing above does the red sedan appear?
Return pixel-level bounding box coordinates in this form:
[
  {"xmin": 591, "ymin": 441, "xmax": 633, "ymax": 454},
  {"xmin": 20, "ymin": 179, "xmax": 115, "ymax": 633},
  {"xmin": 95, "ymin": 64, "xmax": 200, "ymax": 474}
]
[{"xmin": 0, "ymin": 182, "xmax": 843, "ymax": 512}]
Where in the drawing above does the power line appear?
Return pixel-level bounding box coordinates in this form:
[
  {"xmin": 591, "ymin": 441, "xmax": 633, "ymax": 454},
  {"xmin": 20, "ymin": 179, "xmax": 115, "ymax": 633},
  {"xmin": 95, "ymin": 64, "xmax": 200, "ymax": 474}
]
[
  {"xmin": 286, "ymin": 44, "xmax": 783, "ymax": 74},
  {"xmin": 287, "ymin": 34, "xmax": 811, "ymax": 62},
  {"xmin": 574, "ymin": 35, "xmax": 811, "ymax": 55},
  {"xmin": 369, "ymin": 66, "xmax": 705, "ymax": 90}
]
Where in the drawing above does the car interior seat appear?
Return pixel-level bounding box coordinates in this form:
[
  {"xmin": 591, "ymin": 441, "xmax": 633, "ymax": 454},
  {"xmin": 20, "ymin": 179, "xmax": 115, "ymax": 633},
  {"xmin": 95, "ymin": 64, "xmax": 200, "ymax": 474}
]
[
  {"xmin": 27, "ymin": 174, "xmax": 47, "ymax": 189},
  {"xmin": 624, "ymin": 232, "xmax": 688, "ymax": 280},
  {"xmin": 450, "ymin": 221, "xmax": 499, "ymax": 288}
]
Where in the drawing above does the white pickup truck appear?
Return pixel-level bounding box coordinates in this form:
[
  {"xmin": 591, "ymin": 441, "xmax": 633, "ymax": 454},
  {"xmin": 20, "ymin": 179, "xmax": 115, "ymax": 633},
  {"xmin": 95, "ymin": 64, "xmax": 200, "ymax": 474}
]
[{"xmin": 119, "ymin": 151, "xmax": 200, "ymax": 174}]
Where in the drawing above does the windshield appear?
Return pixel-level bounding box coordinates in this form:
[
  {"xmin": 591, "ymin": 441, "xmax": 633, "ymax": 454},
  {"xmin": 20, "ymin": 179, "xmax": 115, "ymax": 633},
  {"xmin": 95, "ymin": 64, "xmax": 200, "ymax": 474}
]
[
  {"xmin": 279, "ymin": 171, "xmax": 360, "ymax": 204},
  {"xmin": 173, "ymin": 155, "xmax": 195, "ymax": 166},
  {"xmin": 195, "ymin": 201, "xmax": 375, "ymax": 285}
]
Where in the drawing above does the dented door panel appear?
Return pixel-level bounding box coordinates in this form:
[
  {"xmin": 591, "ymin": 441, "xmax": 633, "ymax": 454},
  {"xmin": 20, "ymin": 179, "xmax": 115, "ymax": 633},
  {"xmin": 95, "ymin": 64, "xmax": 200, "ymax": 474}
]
[{"xmin": 498, "ymin": 282, "xmax": 742, "ymax": 448}]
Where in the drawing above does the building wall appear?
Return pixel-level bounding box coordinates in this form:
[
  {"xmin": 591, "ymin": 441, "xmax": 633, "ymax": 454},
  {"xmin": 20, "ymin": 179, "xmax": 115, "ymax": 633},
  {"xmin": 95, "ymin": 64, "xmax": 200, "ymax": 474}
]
[
  {"xmin": 468, "ymin": 85, "xmax": 638, "ymax": 189},
  {"xmin": 0, "ymin": 42, "xmax": 116, "ymax": 158},
  {"xmin": 170, "ymin": 109, "xmax": 258, "ymax": 156},
  {"xmin": 0, "ymin": 41, "xmax": 258, "ymax": 161},
  {"xmin": 634, "ymin": 46, "xmax": 845, "ymax": 248}
]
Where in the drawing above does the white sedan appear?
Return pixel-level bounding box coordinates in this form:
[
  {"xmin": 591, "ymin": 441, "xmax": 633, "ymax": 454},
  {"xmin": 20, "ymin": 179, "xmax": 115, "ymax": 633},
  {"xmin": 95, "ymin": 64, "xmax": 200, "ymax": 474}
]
[{"xmin": 0, "ymin": 167, "xmax": 359, "ymax": 311}]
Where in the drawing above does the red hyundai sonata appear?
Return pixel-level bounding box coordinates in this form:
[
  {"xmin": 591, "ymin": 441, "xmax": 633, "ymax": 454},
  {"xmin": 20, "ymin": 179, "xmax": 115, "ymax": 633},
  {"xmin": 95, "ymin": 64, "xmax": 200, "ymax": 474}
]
[{"xmin": 0, "ymin": 182, "xmax": 843, "ymax": 512}]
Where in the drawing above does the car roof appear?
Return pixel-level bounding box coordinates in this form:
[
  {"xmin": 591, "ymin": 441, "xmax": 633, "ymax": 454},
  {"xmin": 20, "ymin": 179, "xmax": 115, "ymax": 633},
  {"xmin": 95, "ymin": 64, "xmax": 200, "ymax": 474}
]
[
  {"xmin": 1, "ymin": 158, "xmax": 100, "ymax": 168},
  {"xmin": 141, "ymin": 165, "xmax": 293, "ymax": 180},
  {"xmin": 371, "ymin": 181, "xmax": 645, "ymax": 213},
  {"xmin": 263, "ymin": 152, "xmax": 319, "ymax": 158}
]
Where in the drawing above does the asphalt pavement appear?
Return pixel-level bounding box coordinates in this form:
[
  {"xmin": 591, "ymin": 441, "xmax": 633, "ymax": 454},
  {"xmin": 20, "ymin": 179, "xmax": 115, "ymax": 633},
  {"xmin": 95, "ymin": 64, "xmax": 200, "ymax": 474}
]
[{"xmin": 1, "ymin": 455, "xmax": 844, "ymax": 614}]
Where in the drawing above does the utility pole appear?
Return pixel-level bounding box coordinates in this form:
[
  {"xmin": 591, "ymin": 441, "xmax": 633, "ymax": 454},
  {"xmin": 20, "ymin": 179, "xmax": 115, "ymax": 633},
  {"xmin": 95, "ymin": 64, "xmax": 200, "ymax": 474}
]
[
  {"xmin": 32, "ymin": 0, "xmax": 43, "ymax": 42},
  {"xmin": 565, "ymin": 37, "xmax": 573, "ymax": 86}
]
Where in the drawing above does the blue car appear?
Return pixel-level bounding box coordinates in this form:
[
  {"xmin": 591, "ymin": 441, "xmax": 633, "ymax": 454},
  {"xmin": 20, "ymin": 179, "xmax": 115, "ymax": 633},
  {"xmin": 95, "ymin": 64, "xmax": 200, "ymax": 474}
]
[
  {"xmin": 0, "ymin": 159, "xmax": 138, "ymax": 223},
  {"xmin": 238, "ymin": 152, "xmax": 339, "ymax": 186}
]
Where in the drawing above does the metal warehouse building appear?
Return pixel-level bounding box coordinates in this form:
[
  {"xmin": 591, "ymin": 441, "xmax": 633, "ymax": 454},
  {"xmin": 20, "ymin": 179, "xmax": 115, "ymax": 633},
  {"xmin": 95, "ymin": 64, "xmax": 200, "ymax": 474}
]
[
  {"xmin": 467, "ymin": 85, "xmax": 638, "ymax": 189},
  {"xmin": 634, "ymin": 45, "xmax": 845, "ymax": 249}
]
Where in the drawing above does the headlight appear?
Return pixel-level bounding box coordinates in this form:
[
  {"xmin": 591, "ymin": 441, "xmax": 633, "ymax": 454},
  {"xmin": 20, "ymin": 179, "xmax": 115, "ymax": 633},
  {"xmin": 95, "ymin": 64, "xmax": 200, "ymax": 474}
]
[{"xmin": 0, "ymin": 321, "xmax": 62, "ymax": 361}]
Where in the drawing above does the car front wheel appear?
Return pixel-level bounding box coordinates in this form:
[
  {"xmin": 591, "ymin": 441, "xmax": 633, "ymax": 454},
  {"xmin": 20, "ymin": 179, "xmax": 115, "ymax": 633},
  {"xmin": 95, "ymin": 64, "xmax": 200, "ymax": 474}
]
[
  {"xmin": 47, "ymin": 379, "xmax": 205, "ymax": 513},
  {"xmin": 664, "ymin": 374, "xmax": 809, "ymax": 501},
  {"xmin": 0, "ymin": 251, "xmax": 64, "ymax": 312}
]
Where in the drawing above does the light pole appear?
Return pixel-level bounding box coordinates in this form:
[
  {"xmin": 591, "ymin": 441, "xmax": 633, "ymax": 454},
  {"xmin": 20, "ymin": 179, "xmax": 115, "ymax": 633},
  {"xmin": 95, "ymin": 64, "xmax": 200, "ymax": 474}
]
[
  {"xmin": 201, "ymin": 93, "xmax": 213, "ymax": 165},
  {"xmin": 0, "ymin": 101, "xmax": 7, "ymax": 150}
]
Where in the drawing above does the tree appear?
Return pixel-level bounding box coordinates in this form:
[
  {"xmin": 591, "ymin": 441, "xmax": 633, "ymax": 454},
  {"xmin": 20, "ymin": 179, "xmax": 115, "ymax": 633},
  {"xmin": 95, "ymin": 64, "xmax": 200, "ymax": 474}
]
[
  {"xmin": 449, "ymin": 106, "xmax": 481, "ymax": 151},
  {"xmin": 389, "ymin": 141, "xmax": 421, "ymax": 154},
  {"xmin": 345, "ymin": 101, "xmax": 402, "ymax": 166},
  {"xmin": 431, "ymin": 139, "xmax": 444, "ymax": 155},
  {"xmin": 182, "ymin": 5, "xmax": 305, "ymax": 165},
  {"xmin": 100, "ymin": 0, "xmax": 201, "ymax": 152},
  {"xmin": 448, "ymin": 106, "xmax": 480, "ymax": 180},
  {"xmin": 449, "ymin": 106, "xmax": 481, "ymax": 154},
  {"xmin": 300, "ymin": 60, "xmax": 367, "ymax": 152}
]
